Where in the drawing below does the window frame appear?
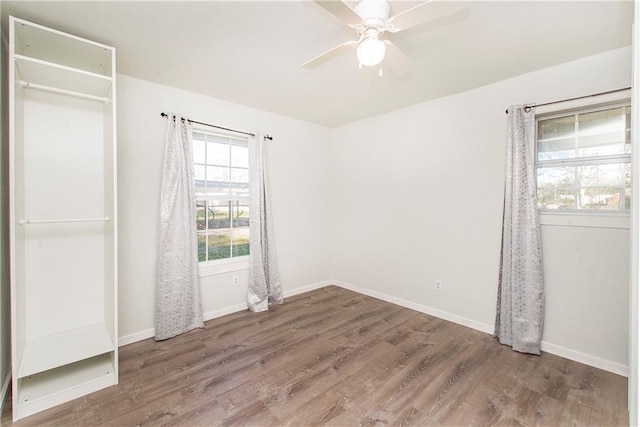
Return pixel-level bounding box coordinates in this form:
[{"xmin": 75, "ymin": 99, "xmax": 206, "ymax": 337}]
[
  {"xmin": 534, "ymin": 98, "xmax": 631, "ymax": 222},
  {"xmin": 193, "ymin": 127, "xmax": 250, "ymax": 277}
]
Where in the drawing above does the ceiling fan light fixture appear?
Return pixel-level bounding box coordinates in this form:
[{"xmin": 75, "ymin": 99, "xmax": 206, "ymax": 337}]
[{"xmin": 357, "ymin": 37, "xmax": 386, "ymax": 67}]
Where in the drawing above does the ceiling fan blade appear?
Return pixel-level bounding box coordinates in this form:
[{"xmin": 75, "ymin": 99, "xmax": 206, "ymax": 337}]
[
  {"xmin": 315, "ymin": 1, "xmax": 363, "ymax": 27},
  {"xmin": 383, "ymin": 41, "xmax": 411, "ymax": 76},
  {"xmin": 303, "ymin": 40, "xmax": 358, "ymax": 69},
  {"xmin": 386, "ymin": 1, "xmax": 465, "ymax": 32}
]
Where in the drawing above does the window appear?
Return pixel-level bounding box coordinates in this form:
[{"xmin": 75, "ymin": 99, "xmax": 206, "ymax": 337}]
[
  {"xmin": 193, "ymin": 131, "xmax": 250, "ymax": 263},
  {"xmin": 536, "ymin": 104, "xmax": 631, "ymax": 212}
]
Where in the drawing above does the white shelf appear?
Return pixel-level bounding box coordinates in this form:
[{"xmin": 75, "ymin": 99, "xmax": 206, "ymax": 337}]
[
  {"xmin": 18, "ymin": 323, "xmax": 115, "ymax": 378},
  {"xmin": 15, "ymin": 55, "xmax": 112, "ymax": 99},
  {"xmin": 13, "ymin": 16, "xmax": 112, "ymax": 77},
  {"xmin": 16, "ymin": 355, "xmax": 115, "ymax": 420}
]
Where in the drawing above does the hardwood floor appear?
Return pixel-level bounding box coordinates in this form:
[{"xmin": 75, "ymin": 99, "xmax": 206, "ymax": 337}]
[{"xmin": 2, "ymin": 285, "xmax": 628, "ymax": 426}]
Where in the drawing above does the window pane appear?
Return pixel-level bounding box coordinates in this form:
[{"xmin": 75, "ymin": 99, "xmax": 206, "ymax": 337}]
[
  {"xmin": 230, "ymin": 183, "xmax": 249, "ymax": 197},
  {"xmin": 579, "ymin": 163, "xmax": 627, "ymax": 187},
  {"xmin": 197, "ymin": 233, "xmax": 207, "ymax": 262},
  {"xmin": 538, "ymin": 115, "xmax": 574, "ymax": 141},
  {"xmin": 231, "ymin": 145, "xmax": 248, "ymax": 168},
  {"xmin": 538, "ymin": 138, "xmax": 575, "ymax": 161},
  {"xmin": 232, "ymin": 202, "xmax": 250, "ymax": 228},
  {"xmin": 537, "ymin": 166, "xmax": 576, "ymax": 210},
  {"xmin": 538, "ymin": 115, "xmax": 574, "ymax": 161},
  {"xmin": 231, "ymin": 227, "xmax": 250, "ymax": 257},
  {"xmin": 579, "ymin": 187, "xmax": 624, "ymax": 210},
  {"xmin": 207, "ymin": 201, "xmax": 230, "ymax": 230},
  {"xmin": 206, "ymin": 166, "xmax": 230, "ymax": 195},
  {"xmin": 193, "ymin": 138, "xmax": 206, "ymax": 164},
  {"xmin": 538, "ymin": 107, "xmax": 629, "ymax": 161},
  {"xmin": 207, "ymin": 142, "xmax": 229, "ymax": 166},
  {"xmin": 208, "ymin": 230, "xmax": 231, "ymax": 261},
  {"xmin": 577, "ymin": 108, "xmax": 627, "ymax": 157},
  {"xmin": 537, "ymin": 166, "xmax": 575, "ymax": 187},
  {"xmin": 206, "ymin": 166, "xmax": 230, "ymax": 182},
  {"xmin": 196, "ymin": 201, "xmax": 206, "ymax": 231},
  {"xmin": 231, "ymin": 167, "xmax": 248, "ymax": 183},
  {"xmin": 578, "ymin": 107, "xmax": 626, "ymax": 135},
  {"xmin": 537, "ymin": 162, "xmax": 629, "ymax": 210},
  {"xmin": 194, "ymin": 165, "xmax": 206, "ymax": 195}
]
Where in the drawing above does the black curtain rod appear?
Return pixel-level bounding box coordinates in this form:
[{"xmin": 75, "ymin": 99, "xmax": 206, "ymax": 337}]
[
  {"xmin": 161, "ymin": 112, "xmax": 273, "ymax": 141},
  {"xmin": 504, "ymin": 87, "xmax": 631, "ymax": 114}
]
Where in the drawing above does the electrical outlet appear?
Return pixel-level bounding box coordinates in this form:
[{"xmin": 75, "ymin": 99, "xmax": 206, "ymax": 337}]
[
  {"xmin": 435, "ymin": 280, "xmax": 442, "ymax": 291},
  {"xmin": 232, "ymin": 276, "xmax": 239, "ymax": 287}
]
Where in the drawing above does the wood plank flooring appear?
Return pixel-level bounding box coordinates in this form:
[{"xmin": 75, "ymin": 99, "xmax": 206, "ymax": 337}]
[{"xmin": 1, "ymin": 285, "xmax": 629, "ymax": 426}]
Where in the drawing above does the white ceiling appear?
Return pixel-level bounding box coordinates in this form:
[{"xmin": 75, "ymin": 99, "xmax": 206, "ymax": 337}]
[{"xmin": 1, "ymin": 1, "xmax": 633, "ymax": 127}]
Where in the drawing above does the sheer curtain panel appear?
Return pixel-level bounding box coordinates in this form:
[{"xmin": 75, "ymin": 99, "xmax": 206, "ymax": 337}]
[
  {"xmin": 495, "ymin": 106, "xmax": 544, "ymax": 355},
  {"xmin": 155, "ymin": 114, "xmax": 204, "ymax": 340},
  {"xmin": 247, "ymin": 134, "xmax": 283, "ymax": 312}
]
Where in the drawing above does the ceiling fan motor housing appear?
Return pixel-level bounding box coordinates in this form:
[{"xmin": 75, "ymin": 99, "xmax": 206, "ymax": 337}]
[
  {"xmin": 354, "ymin": 0, "xmax": 391, "ymax": 28},
  {"xmin": 305, "ymin": 0, "xmax": 462, "ymax": 74}
]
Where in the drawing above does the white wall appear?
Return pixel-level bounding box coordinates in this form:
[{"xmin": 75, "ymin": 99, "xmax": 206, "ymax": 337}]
[
  {"xmin": 116, "ymin": 75, "xmax": 332, "ymax": 341},
  {"xmin": 104, "ymin": 47, "xmax": 634, "ymax": 375},
  {"xmin": 541, "ymin": 220, "xmax": 628, "ymax": 371},
  {"xmin": 329, "ymin": 47, "xmax": 632, "ymax": 374}
]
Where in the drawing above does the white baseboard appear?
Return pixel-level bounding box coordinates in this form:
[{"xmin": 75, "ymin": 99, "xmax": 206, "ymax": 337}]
[
  {"xmin": 119, "ymin": 328, "xmax": 155, "ymax": 347},
  {"xmin": 0, "ymin": 370, "xmax": 10, "ymax": 415},
  {"xmin": 202, "ymin": 302, "xmax": 248, "ymax": 322},
  {"xmin": 118, "ymin": 280, "xmax": 333, "ymax": 347},
  {"xmin": 283, "ymin": 280, "xmax": 333, "ymax": 298},
  {"xmin": 332, "ymin": 280, "xmax": 494, "ymax": 335},
  {"xmin": 331, "ymin": 280, "xmax": 628, "ymax": 377},
  {"xmin": 540, "ymin": 340, "xmax": 628, "ymax": 377}
]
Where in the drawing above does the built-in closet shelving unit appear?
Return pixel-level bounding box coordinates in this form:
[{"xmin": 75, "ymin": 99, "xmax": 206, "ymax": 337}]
[{"xmin": 9, "ymin": 17, "xmax": 118, "ymax": 421}]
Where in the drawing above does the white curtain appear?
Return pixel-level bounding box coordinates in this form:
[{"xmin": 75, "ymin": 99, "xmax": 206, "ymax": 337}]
[
  {"xmin": 155, "ymin": 114, "xmax": 204, "ymax": 340},
  {"xmin": 247, "ymin": 133, "xmax": 283, "ymax": 312},
  {"xmin": 494, "ymin": 106, "xmax": 544, "ymax": 355}
]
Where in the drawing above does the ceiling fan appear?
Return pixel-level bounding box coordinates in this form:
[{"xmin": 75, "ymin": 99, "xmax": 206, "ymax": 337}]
[{"xmin": 303, "ymin": 0, "xmax": 462, "ymax": 75}]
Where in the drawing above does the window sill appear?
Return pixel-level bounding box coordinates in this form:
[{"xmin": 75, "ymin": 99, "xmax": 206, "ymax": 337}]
[
  {"xmin": 539, "ymin": 211, "xmax": 629, "ymax": 229},
  {"xmin": 199, "ymin": 257, "xmax": 249, "ymax": 277}
]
